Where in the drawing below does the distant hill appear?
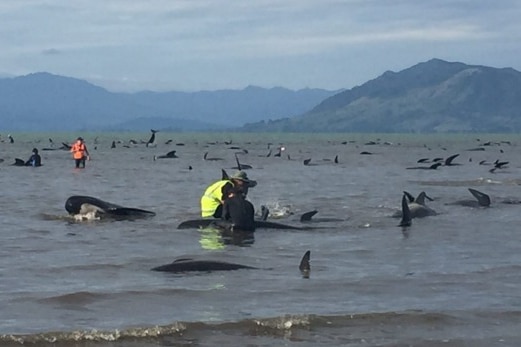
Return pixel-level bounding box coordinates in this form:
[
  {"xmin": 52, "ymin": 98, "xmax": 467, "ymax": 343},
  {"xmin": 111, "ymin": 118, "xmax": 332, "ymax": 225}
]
[
  {"xmin": 241, "ymin": 59, "xmax": 521, "ymax": 133},
  {"xmin": 0, "ymin": 73, "xmax": 339, "ymax": 132}
]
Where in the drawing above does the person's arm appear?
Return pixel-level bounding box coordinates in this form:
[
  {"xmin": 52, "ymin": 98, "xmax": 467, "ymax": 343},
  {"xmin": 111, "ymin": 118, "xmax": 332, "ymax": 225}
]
[
  {"xmin": 221, "ymin": 200, "xmax": 230, "ymax": 221},
  {"xmin": 220, "ymin": 182, "xmax": 233, "ymax": 203}
]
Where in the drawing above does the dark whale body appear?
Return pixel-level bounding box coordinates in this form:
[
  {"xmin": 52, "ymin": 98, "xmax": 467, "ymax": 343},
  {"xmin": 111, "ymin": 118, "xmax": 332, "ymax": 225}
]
[
  {"xmin": 152, "ymin": 250, "xmax": 311, "ymax": 274},
  {"xmin": 177, "ymin": 218, "xmax": 316, "ymax": 230},
  {"xmin": 446, "ymin": 188, "xmax": 491, "ymax": 207},
  {"xmin": 65, "ymin": 195, "xmax": 156, "ymax": 219},
  {"xmin": 151, "ymin": 258, "xmax": 257, "ymax": 272},
  {"xmin": 177, "ymin": 219, "xmax": 311, "ymax": 230}
]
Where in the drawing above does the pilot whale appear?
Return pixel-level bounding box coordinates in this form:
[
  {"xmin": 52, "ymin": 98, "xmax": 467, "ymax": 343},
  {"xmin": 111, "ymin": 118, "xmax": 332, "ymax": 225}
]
[
  {"xmin": 446, "ymin": 188, "xmax": 491, "ymax": 207},
  {"xmin": 65, "ymin": 195, "xmax": 156, "ymax": 220},
  {"xmin": 177, "ymin": 218, "xmax": 312, "ymax": 230},
  {"xmin": 392, "ymin": 191, "xmax": 437, "ymax": 219},
  {"xmin": 151, "ymin": 250, "xmax": 311, "ymax": 274}
]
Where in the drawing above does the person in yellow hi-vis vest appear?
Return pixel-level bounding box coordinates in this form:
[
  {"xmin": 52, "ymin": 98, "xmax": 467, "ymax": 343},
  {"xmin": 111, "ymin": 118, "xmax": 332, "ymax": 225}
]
[
  {"xmin": 200, "ymin": 171, "xmax": 257, "ymax": 218},
  {"xmin": 70, "ymin": 137, "xmax": 91, "ymax": 168}
]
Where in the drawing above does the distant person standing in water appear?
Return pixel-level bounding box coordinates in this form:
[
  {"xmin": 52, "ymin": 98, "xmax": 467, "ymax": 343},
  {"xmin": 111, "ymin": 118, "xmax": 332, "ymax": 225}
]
[
  {"xmin": 71, "ymin": 137, "xmax": 90, "ymax": 168},
  {"xmin": 25, "ymin": 148, "xmax": 42, "ymax": 167}
]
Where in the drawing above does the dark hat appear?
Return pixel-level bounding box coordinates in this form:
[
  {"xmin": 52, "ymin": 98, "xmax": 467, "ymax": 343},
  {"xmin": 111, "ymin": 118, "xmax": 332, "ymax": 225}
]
[
  {"xmin": 77, "ymin": 137, "xmax": 84, "ymax": 141},
  {"xmin": 231, "ymin": 170, "xmax": 257, "ymax": 187}
]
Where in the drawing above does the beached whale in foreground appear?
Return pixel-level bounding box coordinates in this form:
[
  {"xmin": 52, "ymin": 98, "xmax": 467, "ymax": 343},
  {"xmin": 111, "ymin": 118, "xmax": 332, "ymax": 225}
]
[
  {"xmin": 151, "ymin": 250, "xmax": 311, "ymax": 274},
  {"xmin": 65, "ymin": 195, "xmax": 156, "ymax": 220}
]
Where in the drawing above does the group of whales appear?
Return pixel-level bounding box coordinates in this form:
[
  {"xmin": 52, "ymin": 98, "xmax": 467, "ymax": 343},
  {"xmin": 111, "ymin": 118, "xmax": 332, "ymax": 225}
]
[
  {"xmin": 64, "ymin": 183, "xmax": 501, "ymax": 274},
  {"xmin": 63, "ymin": 194, "xmax": 318, "ymax": 275},
  {"xmin": 396, "ymin": 187, "xmax": 503, "ymax": 228}
]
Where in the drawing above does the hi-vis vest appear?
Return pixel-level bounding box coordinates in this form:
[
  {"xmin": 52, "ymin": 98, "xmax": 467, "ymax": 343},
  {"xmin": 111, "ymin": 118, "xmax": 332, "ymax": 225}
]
[
  {"xmin": 71, "ymin": 141, "xmax": 86, "ymax": 159},
  {"xmin": 200, "ymin": 180, "xmax": 232, "ymax": 217}
]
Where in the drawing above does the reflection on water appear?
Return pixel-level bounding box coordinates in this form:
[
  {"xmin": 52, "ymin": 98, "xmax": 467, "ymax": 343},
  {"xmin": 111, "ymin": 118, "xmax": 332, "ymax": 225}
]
[{"xmin": 199, "ymin": 226, "xmax": 255, "ymax": 249}]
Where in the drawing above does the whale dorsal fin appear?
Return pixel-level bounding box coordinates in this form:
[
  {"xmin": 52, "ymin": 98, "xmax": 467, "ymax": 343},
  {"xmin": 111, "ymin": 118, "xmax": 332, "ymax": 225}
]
[
  {"xmin": 300, "ymin": 210, "xmax": 318, "ymax": 222},
  {"xmin": 415, "ymin": 192, "xmax": 427, "ymax": 205},
  {"xmin": 468, "ymin": 188, "xmax": 491, "ymax": 207},
  {"xmin": 221, "ymin": 169, "xmax": 229, "ymax": 180},
  {"xmin": 399, "ymin": 194, "xmax": 412, "ymax": 227},
  {"xmin": 403, "ymin": 191, "xmax": 415, "ymax": 203},
  {"xmin": 299, "ymin": 250, "xmax": 311, "ymax": 278}
]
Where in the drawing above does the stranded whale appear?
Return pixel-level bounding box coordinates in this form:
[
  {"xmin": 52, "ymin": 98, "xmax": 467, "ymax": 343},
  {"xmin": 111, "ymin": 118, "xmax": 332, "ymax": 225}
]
[
  {"xmin": 151, "ymin": 250, "xmax": 311, "ymax": 274},
  {"xmin": 65, "ymin": 195, "xmax": 156, "ymax": 220},
  {"xmin": 393, "ymin": 191, "xmax": 437, "ymax": 219},
  {"xmin": 177, "ymin": 218, "xmax": 312, "ymax": 231},
  {"xmin": 446, "ymin": 188, "xmax": 491, "ymax": 207}
]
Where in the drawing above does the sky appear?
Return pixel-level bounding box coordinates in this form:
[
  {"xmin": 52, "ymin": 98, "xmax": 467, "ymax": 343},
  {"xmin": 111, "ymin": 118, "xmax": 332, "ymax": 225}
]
[{"xmin": 1, "ymin": 0, "xmax": 520, "ymax": 92}]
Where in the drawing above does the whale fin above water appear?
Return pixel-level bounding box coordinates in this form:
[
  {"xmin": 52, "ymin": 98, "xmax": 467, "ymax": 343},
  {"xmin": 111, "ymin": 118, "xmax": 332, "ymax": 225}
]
[
  {"xmin": 406, "ymin": 162, "xmax": 442, "ymax": 170},
  {"xmin": 156, "ymin": 150, "xmax": 177, "ymax": 159},
  {"xmin": 468, "ymin": 188, "xmax": 491, "ymax": 207},
  {"xmin": 146, "ymin": 129, "xmax": 158, "ymax": 147},
  {"xmin": 414, "ymin": 191, "xmax": 433, "ymax": 205},
  {"xmin": 260, "ymin": 205, "xmax": 270, "ymax": 221},
  {"xmin": 403, "ymin": 191, "xmax": 415, "ymax": 203},
  {"xmin": 12, "ymin": 158, "xmax": 26, "ymax": 166},
  {"xmin": 444, "ymin": 153, "xmax": 461, "ymax": 166},
  {"xmin": 399, "ymin": 194, "xmax": 412, "ymax": 227},
  {"xmin": 299, "ymin": 250, "xmax": 311, "ymax": 278},
  {"xmin": 393, "ymin": 191, "xmax": 437, "ymax": 219},
  {"xmin": 300, "ymin": 210, "xmax": 318, "ymax": 222},
  {"xmin": 221, "ymin": 169, "xmax": 230, "ymax": 180},
  {"xmin": 446, "ymin": 188, "xmax": 491, "ymax": 208},
  {"xmin": 232, "ymin": 154, "xmax": 252, "ymax": 170}
]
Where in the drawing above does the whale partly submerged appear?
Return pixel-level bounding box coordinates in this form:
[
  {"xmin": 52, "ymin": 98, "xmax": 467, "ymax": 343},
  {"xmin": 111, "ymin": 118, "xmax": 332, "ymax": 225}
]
[
  {"xmin": 65, "ymin": 195, "xmax": 156, "ymax": 220},
  {"xmin": 151, "ymin": 250, "xmax": 311, "ymax": 274}
]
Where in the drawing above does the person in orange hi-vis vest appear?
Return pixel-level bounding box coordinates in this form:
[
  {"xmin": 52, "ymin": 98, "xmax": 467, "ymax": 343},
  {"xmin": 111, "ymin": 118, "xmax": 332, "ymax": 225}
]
[{"xmin": 70, "ymin": 137, "xmax": 90, "ymax": 168}]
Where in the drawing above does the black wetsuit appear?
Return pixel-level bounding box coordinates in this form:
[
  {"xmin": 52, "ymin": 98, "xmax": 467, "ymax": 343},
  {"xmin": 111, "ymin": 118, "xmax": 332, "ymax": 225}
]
[
  {"xmin": 222, "ymin": 194, "xmax": 255, "ymax": 231},
  {"xmin": 25, "ymin": 154, "xmax": 42, "ymax": 167},
  {"xmin": 212, "ymin": 181, "xmax": 248, "ymax": 218}
]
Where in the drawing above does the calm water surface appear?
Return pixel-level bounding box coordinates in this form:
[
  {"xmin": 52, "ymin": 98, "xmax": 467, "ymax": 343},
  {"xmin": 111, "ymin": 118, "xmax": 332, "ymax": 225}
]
[{"xmin": 1, "ymin": 132, "xmax": 521, "ymax": 346}]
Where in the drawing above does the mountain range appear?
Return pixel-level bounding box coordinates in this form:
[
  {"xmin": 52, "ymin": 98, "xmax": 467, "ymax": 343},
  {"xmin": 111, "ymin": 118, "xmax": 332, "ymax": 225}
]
[
  {"xmin": 1, "ymin": 58, "xmax": 520, "ymax": 133},
  {"xmin": 242, "ymin": 58, "xmax": 521, "ymax": 133},
  {"xmin": 0, "ymin": 73, "xmax": 338, "ymax": 132}
]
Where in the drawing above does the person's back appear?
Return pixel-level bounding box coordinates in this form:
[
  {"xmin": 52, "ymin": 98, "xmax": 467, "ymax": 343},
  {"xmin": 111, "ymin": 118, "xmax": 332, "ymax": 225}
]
[
  {"xmin": 222, "ymin": 192, "xmax": 255, "ymax": 231},
  {"xmin": 25, "ymin": 148, "xmax": 42, "ymax": 167}
]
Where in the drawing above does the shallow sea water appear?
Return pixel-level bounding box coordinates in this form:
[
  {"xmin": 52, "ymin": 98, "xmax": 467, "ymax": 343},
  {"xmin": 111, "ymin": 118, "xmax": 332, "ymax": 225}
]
[{"xmin": 1, "ymin": 132, "xmax": 521, "ymax": 346}]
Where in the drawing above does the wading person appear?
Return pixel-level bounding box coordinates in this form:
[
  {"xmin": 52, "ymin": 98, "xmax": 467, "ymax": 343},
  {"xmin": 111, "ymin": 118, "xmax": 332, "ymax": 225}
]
[
  {"xmin": 200, "ymin": 170, "xmax": 257, "ymax": 218},
  {"xmin": 70, "ymin": 137, "xmax": 90, "ymax": 168}
]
